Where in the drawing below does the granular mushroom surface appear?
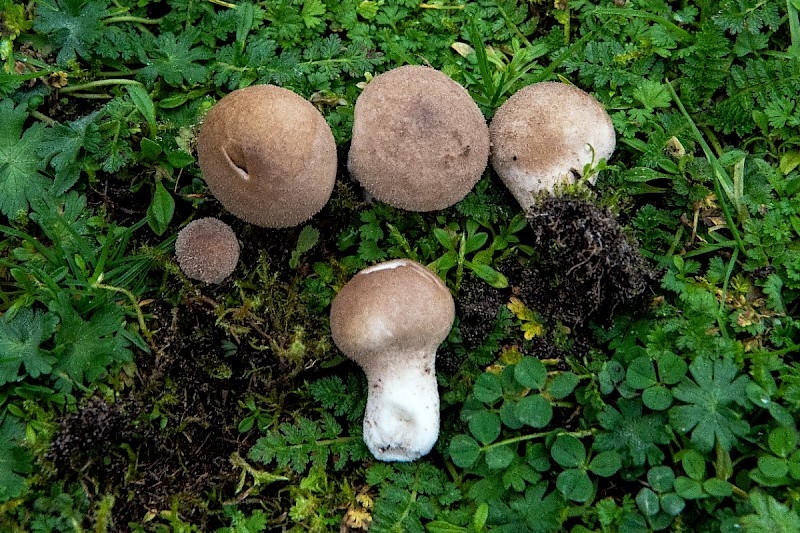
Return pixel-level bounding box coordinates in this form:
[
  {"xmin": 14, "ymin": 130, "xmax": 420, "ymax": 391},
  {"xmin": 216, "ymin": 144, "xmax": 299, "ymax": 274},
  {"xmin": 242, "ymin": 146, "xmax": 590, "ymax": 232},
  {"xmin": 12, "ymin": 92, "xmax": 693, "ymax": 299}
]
[
  {"xmin": 197, "ymin": 85, "xmax": 337, "ymax": 228},
  {"xmin": 490, "ymin": 82, "xmax": 616, "ymax": 211},
  {"xmin": 175, "ymin": 218, "xmax": 240, "ymax": 284},
  {"xmin": 348, "ymin": 65, "xmax": 490, "ymax": 211}
]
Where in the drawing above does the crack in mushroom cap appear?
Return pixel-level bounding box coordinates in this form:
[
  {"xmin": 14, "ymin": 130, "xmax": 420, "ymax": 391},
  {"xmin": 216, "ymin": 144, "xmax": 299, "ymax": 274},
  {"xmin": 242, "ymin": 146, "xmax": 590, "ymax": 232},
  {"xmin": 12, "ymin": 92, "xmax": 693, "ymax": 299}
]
[
  {"xmin": 175, "ymin": 217, "xmax": 240, "ymax": 284},
  {"xmin": 489, "ymin": 82, "xmax": 616, "ymax": 211},
  {"xmin": 197, "ymin": 85, "xmax": 337, "ymax": 228},
  {"xmin": 348, "ymin": 65, "xmax": 490, "ymax": 212},
  {"xmin": 329, "ymin": 259, "xmax": 455, "ymax": 374}
]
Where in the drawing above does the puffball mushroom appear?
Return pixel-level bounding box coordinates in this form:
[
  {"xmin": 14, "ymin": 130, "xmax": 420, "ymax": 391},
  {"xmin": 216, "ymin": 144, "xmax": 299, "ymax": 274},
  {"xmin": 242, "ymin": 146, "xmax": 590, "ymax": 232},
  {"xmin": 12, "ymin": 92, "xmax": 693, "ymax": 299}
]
[
  {"xmin": 175, "ymin": 217, "xmax": 240, "ymax": 284},
  {"xmin": 197, "ymin": 85, "xmax": 337, "ymax": 228},
  {"xmin": 348, "ymin": 65, "xmax": 490, "ymax": 211},
  {"xmin": 489, "ymin": 81, "xmax": 616, "ymax": 211},
  {"xmin": 329, "ymin": 259, "xmax": 455, "ymax": 461}
]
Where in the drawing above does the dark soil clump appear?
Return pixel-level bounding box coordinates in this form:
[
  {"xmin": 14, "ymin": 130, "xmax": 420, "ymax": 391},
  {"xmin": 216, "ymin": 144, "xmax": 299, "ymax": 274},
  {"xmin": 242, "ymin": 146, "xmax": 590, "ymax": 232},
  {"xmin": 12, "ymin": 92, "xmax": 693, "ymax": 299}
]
[
  {"xmin": 457, "ymin": 273, "xmax": 506, "ymax": 348},
  {"xmin": 515, "ymin": 195, "xmax": 657, "ymax": 326}
]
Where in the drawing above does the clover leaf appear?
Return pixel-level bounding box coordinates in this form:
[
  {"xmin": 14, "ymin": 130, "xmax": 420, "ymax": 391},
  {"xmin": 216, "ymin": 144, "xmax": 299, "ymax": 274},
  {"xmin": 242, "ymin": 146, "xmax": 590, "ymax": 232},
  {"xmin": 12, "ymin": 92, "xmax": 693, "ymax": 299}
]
[
  {"xmin": 595, "ymin": 398, "xmax": 670, "ymax": 467},
  {"xmin": 625, "ymin": 352, "xmax": 688, "ymax": 410}
]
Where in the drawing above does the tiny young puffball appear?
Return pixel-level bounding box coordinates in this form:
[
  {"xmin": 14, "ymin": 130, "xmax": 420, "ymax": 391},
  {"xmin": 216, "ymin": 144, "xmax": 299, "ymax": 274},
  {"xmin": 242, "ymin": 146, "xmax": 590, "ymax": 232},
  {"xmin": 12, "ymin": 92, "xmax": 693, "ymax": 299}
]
[
  {"xmin": 329, "ymin": 259, "xmax": 455, "ymax": 461},
  {"xmin": 174, "ymin": 218, "xmax": 240, "ymax": 284}
]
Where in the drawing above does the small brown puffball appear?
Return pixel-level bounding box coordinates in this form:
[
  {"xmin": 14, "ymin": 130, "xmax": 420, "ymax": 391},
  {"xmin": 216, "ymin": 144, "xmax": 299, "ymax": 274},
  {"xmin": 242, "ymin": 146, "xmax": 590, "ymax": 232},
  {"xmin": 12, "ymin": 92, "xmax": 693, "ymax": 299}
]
[{"xmin": 175, "ymin": 218, "xmax": 240, "ymax": 284}]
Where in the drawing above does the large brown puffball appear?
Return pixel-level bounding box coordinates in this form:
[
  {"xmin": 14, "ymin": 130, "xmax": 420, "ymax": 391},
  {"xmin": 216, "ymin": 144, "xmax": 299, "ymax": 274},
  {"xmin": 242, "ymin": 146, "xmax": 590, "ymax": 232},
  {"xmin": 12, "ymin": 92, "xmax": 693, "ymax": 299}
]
[
  {"xmin": 175, "ymin": 218, "xmax": 240, "ymax": 284},
  {"xmin": 197, "ymin": 85, "xmax": 337, "ymax": 228},
  {"xmin": 348, "ymin": 65, "xmax": 490, "ymax": 211},
  {"xmin": 489, "ymin": 82, "xmax": 616, "ymax": 212}
]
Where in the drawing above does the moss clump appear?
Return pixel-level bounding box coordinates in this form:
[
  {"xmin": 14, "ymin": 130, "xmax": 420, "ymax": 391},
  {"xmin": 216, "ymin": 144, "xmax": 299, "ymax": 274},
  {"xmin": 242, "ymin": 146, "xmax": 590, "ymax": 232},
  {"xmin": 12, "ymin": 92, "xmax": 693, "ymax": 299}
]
[{"xmin": 517, "ymin": 195, "xmax": 656, "ymax": 326}]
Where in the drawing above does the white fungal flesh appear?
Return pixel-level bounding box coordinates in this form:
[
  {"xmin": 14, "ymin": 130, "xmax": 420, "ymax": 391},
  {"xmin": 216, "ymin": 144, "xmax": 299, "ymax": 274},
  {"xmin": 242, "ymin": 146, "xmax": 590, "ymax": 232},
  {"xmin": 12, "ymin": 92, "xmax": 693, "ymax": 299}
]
[
  {"xmin": 502, "ymin": 166, "xmax": 594, "ymax": 212},
  {"xmin": 362, "ymin": 352, "xmax": 439, "ymax": 461},
  {"xmin": 361, "ymin": 259, "xmax": 410, "ymax": 274}
]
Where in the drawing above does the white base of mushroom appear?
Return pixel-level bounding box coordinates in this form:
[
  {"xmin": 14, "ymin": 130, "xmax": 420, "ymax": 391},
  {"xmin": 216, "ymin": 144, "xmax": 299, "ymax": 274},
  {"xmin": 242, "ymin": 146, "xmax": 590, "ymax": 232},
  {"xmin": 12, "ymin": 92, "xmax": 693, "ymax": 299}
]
[{"xmin": 363, "ymin": 356, "xmax": 440, "ymax": 462}]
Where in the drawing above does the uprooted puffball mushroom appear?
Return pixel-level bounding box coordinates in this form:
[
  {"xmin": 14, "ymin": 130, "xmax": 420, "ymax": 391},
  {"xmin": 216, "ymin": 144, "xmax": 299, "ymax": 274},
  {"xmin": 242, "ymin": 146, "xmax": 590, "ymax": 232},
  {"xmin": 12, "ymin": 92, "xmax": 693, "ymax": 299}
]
[
  {"xmin": 175, "ymin": 217, "xmax": 240, "ymax": 284},
  {"xmin": 489, "ymin": 81, "xmax": 616, "ymax": 212},
  {"xmin": 348, "ymin": 65, "xmax": 490, "ymax": 211},
  {"xmin": 329, "ymin": 259, "xmax": 455, "ymax": 461},
  {"xmin": 197, "ymin": 85, "xmax": 337, "ymax": 228}
]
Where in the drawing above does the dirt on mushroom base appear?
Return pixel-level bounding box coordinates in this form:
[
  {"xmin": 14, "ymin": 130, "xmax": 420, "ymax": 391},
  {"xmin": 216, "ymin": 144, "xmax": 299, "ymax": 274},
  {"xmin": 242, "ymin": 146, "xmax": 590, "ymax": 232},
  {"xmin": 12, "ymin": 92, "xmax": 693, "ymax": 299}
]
[
  {"xmin": 453, "ymin": 194, "xmax": 655, "ymax": 366},
  {"xmin": 514, "ymin": 195, "xmax": 658, "ymax": 326}
]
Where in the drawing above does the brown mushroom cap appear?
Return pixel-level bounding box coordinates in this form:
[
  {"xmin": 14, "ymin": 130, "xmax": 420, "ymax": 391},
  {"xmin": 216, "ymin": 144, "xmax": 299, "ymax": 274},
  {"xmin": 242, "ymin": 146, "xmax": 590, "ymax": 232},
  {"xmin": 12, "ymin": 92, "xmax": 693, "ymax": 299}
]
[
  {"xmin": 329, "ymin": 259, "xmax": 455, "ymax": 374},
  {"xmin": 175, "ymin": 217, "xmax": 240, "ymax": 284},
  {"xmin": 197, "ymin": 85, "xmax": 337, "ymax": 228},
  {"xmin": 347, "ymin": 65, "xmax": 490, "ymax": 211},
  {"xmin": 489, "ymin": 82, "xmax": 616, "ymax": 210}
]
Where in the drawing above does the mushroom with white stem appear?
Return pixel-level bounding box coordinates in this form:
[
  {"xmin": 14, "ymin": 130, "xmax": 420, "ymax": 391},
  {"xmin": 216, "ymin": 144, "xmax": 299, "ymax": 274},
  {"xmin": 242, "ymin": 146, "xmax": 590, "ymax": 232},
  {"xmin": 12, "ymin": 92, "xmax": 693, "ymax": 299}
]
[
  {"xmin": 175, "ymin": 217, "xmax": 240, "ymax": 284},
  {"xmin": 489, "ymin": 81, "xmax": 616, "ymax": 212},
  {"xmin": 329, "ymin": 259, "xmax": 455, "ymax": 461},
  {"xmin": 197, "ymin": 84, "xmax": 337, "ymax": 228}
]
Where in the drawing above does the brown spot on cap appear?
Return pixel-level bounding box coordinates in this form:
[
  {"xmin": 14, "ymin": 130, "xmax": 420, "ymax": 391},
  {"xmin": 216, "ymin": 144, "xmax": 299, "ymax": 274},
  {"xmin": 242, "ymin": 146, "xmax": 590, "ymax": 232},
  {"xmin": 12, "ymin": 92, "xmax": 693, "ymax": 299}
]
[
  {"xmin": 348, "ymin": 66, "xmax": 490, "ymax": 211},
  {"xmin": 489, "ymin": 82, "xmax": 616, "ymax": 210},
  {"xmin": 197, "ymin": 85, "xmax": 337, "ymax": 228},
  {"xmin": 175, "ymin": 218, "xmax": 240, "ymax": 284}
]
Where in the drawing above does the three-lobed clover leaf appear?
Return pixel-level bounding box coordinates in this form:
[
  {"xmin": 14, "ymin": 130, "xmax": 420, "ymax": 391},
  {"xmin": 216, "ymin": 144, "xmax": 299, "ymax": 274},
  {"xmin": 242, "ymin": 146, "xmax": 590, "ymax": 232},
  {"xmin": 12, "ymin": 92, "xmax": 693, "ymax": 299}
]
[
  {"xmin": 668, "ymin": 356, "xmax": 751, "ymax": 453},
  {"xmin": 673, "ymin": 448, "xmax": 734, "ymax": 501},
  {"xmin": 752, "ymin": 427, "xmax": 800, "ymax": 484},
  {"xmin": 552, "ymin": 435, "xmax": 593, "ymax": 503},
  {"xmin": 625, "ymin": 352, "xmax": 688, "ymax": 410},
  {"xmin": 595, "ymin": 397, "xmax": 670, "ymax": 467},
  {"xmin": 635, "ymin": 466, "xmax": 685, "ymax": 529},
  {"xmin": 450, "ymin": 357, "xmax": 563, "ymax": 472},
  {"xmin": 551, "ymin": 435, "xmax": 622, "ymax": 503}
]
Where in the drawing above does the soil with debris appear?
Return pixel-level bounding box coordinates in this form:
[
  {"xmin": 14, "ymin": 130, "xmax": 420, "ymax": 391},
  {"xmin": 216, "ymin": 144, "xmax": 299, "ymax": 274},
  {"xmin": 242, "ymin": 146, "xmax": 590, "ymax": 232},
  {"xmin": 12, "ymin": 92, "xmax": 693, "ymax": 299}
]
[{"xmin": 514, "ymin": 195, "xmax": 657, "ymax": 326}]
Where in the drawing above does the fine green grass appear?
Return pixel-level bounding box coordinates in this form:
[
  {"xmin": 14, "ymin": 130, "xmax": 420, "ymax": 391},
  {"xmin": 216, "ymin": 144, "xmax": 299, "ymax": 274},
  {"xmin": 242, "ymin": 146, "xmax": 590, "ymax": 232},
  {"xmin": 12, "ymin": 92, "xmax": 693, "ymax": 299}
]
[{"xmin": 1, "ymin": 0, "xmax": 800, "ymax": 531}]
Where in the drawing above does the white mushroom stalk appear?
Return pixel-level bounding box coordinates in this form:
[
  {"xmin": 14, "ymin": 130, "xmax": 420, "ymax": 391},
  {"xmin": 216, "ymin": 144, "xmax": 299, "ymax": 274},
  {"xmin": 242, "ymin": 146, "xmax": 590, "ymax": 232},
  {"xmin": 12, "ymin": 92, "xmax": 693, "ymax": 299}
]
[
  {"xmin": 361, "ymin": 350, "xmax": 440, "ymax": 461},
  {"xmin": 329, "ymin": 259, "xmax": 455, "ymax": 461}
]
